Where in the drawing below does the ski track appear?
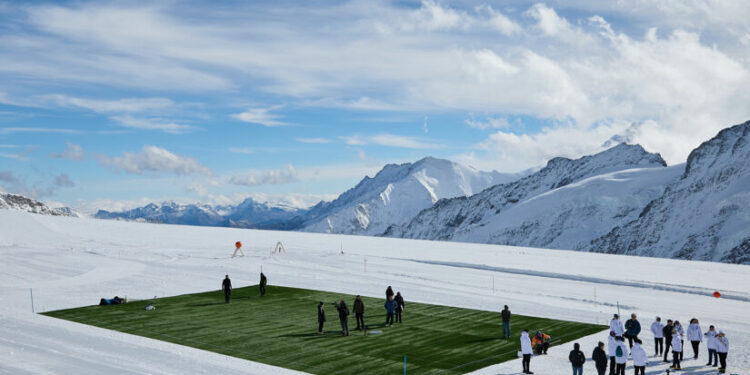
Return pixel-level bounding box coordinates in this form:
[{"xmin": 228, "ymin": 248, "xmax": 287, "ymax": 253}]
[{"xmin": 1, "ymin": 210, "xmax": 749, "ymax": 375}]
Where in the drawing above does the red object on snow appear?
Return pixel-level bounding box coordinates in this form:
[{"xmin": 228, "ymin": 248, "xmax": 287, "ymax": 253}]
[
  {"xmin": 235, "ymin": 241, "xmax": 242, "ymax": 249},
  {"xmin": 713, "ymin": 291, "xmax": 722, "ymax": 298}
]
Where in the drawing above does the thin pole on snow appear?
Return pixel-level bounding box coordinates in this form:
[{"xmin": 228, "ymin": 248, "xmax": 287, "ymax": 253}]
[
  {"xmin": 364, "ymin": 257, "xmax": 367, "ymax": 273},
  {"xmin": 617, "ymin": 301, "xmax": 620, "ymax": 317},
  {"xmin": 492, "ymin": 276, "xmax": 495, "ymax": 294},
  {"xmin": 30, "ymin": 288, "xmax": 35, "ymax": 313}
]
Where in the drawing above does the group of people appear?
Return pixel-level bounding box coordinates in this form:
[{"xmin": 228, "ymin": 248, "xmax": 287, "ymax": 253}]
[
  {"xmin": 220, "ymin": 272, "xmax": 267, "ymax": 303},
  {"xmin": 317, "ymin": 285, "xmax": 406, "ymax": 336}
]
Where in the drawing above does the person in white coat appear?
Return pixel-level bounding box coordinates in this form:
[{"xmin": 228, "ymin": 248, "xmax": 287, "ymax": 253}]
[
  {"xmin": 520, "ymin": 329, "xmax": 533, "ymax": 374},
  {"xmin": 631, "ymin": 339, "xmax": 648, "ymax": 375},
  {"xmin": 674, "ymin": 320, "xmax": 685, "ymax": 360},
  {"xmin": 610, "ymin": 314, "xmax": 625, "ymax": 337},
  {"xmin": 670, "ymin": 329, "xmax": 683, "ymax": 370},
  {"xmin": 686, "ymin": 318, "xmax": 703, "ymax": 359},
  {"xmin": 716, "ymin": 331, "xmax": 729, "ymax": 374},
  {"xmin": 650, "ymin": 316, "xmax": 664, "ymax": 356},
  {"xmin": 613, "ymin": 336, "xmax": 628, "ymax": 375},
  {"xmin": 607, "ymin": 332, "xmax": 618, "ymax": 375},
  {"xmin": 705, "ymin": 325, "xmax": 718, "ymax": 367}
]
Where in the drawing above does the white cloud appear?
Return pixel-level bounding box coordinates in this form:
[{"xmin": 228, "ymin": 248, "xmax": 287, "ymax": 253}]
[
  {"xmin": 231, "ymin": 107, "xmax": 290, "ymax": 127},
  {"xmin": 526, "ymin": 3, "xmax": 571, "ymax": 36},
  {"xmin": 50, "ymin": 142, "xmax": 85, "ymax": 160},
  {"xmin": 100, "ymin": 146, "xmax": 214, "ymax": 176},
  {"xmin": 296, "ymin": 138, "xmax": 331, "ymax": 144},
  {"xmin": 228, "ymin": 147, "xmax": 254, "ymax": 154},
  {"xmin": 229, "ymin": 165, "xmax": 299, "ymax": 187},
  {"xmin": 110, "ymin": 115, "xmax": 194, "ymax": 134},
  {"xmin": 45, "ymin": 94, "xmax": 174, "ymax": 113},
  {"xmin": 340, "ymin": 134, "xmax": 441, "ymax": 149},
  {"xmin": 0, "ymin": 127, "xmax": 80, "ymax": 134},
  {"xmin": 465, "ymin": 117, "xmax": 511, "ymax": 130}
]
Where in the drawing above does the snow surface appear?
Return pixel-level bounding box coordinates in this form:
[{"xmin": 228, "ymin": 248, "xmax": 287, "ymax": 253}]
[{"xmin": 2, "ymin": 210, "xmax": 749, "ymax": 374}]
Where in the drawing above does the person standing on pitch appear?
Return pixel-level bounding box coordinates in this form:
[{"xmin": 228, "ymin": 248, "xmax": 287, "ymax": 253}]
[
  {"xmin": 610, "ymin": 314, "xmax": 624, "ymax": 337},
  {"xmin": 716, "ymin": 331, "xmax": 728, "ymax": 373},
  {"xmin": 520, "ymin": 329, "xmax": 533, "ymax": 374},
  {"xmin": 334, "ymin": 299, "xmax": 350, "ymax": 336},
  {"xmin": 394, "ymin": 292, "xmax": 405, "ymax": 323},
  {"xmin": 222, "ymin": 274, "xmax": 232, "ymax": 303},
  {"xmin": 232, "ymin": 241, "xmax": 244, "ymax": 258},
  {"xmin": 687, "ymin": 318, "xmax": 702, "ymax": 359},
  {"xmin": 631, "ymin": 339, "xmax": 647, "ymax": 375},
  {"xmin": 501, "ymin": 305, "xmax": 511, "ymax": 339},
  {"xmin": 670, "ymin": 329, "xmax": 683, "ymax": 370},
  {"xmin": 662, "ymin": 319, "xmax": 674, "ymax": 362},
  {"xmin": 259, "ymin": 272, "xmax": 267, "ymax": 297},
  {"xmin": 353, "ymin": 295, "xmax": 365, "ymax": 330},
  {"xmin": 705, "ymin": 325, "xmax": 718, "ymax": 367},
  {"xmin": 592, "ymin": 341, "xmax": 608, "ymax": 375},
  {"xmin": 385, "ymin": 285, "xmax": 394, "ymax": 300},
  {"xmin": 569, "ymin": 342, "xmax": 586, "ymax": 375},
  {"xmin": 317, "ymin": 302, "xmax": 326, "ymax": 334},
  {"xmin": 624, "ymin": 313, "xmax": 641, "ymax": 348},
  {"xmin": 650, "ymin": 316, "xmax": 664, "ymax": 357},
  {"xmin": 384, "ymin": 295, "xmax": 397, "ymax": 327}
]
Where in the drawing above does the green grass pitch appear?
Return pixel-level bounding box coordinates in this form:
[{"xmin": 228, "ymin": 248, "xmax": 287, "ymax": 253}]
[{"xmin": 43, "ymin": 285, "xmax": 606, "ymax": 374}]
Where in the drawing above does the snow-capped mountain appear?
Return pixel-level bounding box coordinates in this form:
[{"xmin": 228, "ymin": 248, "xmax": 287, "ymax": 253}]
[
  {"xmin": 290, "ymin": 157, "xmax": 522, "ymax": 235},
  {"xmin": 0, "ymin": 193, "xmax": 79, "ymax": 217},
  {"xmin": 590, "ymin": 120, "xmax": 750, "ymax": 263},
  {"xmin": 95, "ymin": 197, "xmax": 303, "ymax": 229},
  {"xmin": 388, "ymin": 143, "xmax": 668, "ymax": 242}
]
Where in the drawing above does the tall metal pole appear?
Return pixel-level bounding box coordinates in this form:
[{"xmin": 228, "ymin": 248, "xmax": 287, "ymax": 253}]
[{"xmin": 30, "ymin": 288, "xmax": 35, "ymax": 313}]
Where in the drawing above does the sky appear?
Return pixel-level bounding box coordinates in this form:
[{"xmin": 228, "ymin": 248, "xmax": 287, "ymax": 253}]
[{"xmin": 1, "ymin": 0, "xmax": 749, "ymax": 213}]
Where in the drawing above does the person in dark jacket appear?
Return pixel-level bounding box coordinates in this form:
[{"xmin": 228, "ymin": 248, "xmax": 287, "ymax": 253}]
[
  {"xmin": 624, "ymin": 313, "xmax": 641, "ymax": 348},
  {"xmin": 592, "ymin": 341, "xmax": 608, "ymax": 375},
  {"xmin": 259, "ymin": 272, "xmax": 267, "ymax": 297},
  {"xmin": 501, "ymin": 305, "xmax": 511, "ymax": 339},
  {"xmin": 334, "ymin": 299, "xmax": 349, "ymax": 336},
  {"xmin": 386, "ymin": 286, "xmax": 394, "ymax": 299},
  {"xmin": 222, "ymin": 275, "xmax": 232, "ymax": 303},
  {"xmin": 663, "ymin": 319, "xmax": 674, "ymax": 362},
  {"xmin": 353, "ymin": 295, "xmax": 365, "ymax": 330},
  {"xmin": 569, "ymin": 342, "xmax": 586, "ymax": 375},
  {"xmin": 317, "ymin": 302, "xmax": 326, "ymax": 334},
  {"xmin": 394, "ymin": 292, "xmax": 405, "ymax": 323},
  {"xmin": 384, "ymin": 295, "xmax": 397, "ymax": 327}
]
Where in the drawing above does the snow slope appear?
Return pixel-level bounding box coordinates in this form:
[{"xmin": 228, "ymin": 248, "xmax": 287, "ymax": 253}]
[
  {"xmin": 2, "ymin": 210, "xmax": 748, "ymax": 374},
  {"xmin": 0, "ymin": 193, "xmax": 78, "ymax": 217},
  {"xmin": 294, "ymin": 157, "xmax": 519, "ymax": 235}
]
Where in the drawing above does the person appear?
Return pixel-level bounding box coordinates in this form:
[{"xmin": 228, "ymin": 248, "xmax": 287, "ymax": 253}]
[
  {"xmin": 569, "ymin": 342, "xmax": 586, "ymax": 375},
  {"xmin": 674, "ymin": 321, "xmax": 685, "ymax": 360},
  {"xmin": 613, "ymin": 336, "xmax": 628, "ymax": 375},
  {"xmin": 232, "ymin": 241, "xmax": 244, "ymax": 258},
  {"xmin": 592, "ymin": 341, "xmax": 608, "ymax": 375},
  {"xmin": 631, "ymin": 339, "xmax": 647, "ymax": 375},
  {"xmin": 385, "ymin": 285, "xmax": 394, "ymax": 299},
  {"xmin": 353, "ymin": 295, "xmax": 365, "ymax": 330},
  {"xmin": 501, "ymin": 305, "xmax": 511, "ymax": 339},
  {"xmin": 670, "ymin": 329, "xmax": 683, "ymax": 370},
  {"xmin": 394, "ymin": 292, "xmax": 405, "ymax": 323},
  {"xmin": 520, "ymin": 329, "xmax": 533, "ymax": 374},
  {"xmin": 222, "ymin": 274, "xmax": 232, "ymax": 303},
  {"xmin": 607, "ymin": 332, "xmax": 617, "ymax": 375},
  {"xmin": 610, "ymin": 314, "xmax": 625, "ymax": 337},
  {"xmin": 624, "ymin": 313, "xmax": 641, "ymax": 348},
  {"xmin": 334, "ymin": 299, "xmax": 349, "ymax": 336},
  {"xmin": 716, "ymin": 331, "xmax": 728, "ymax": 374},
  {"xmin": 384, "ymin": 295, "xmax": 397, "ymax": 327},
  {"xmin": 650, "ymin": 316, "xmax": 664, "ymax": 357},
  {"xmin": 317, "ymin": 302, "xmax": 326, "ymax": 334},
  {"xmin": 705, "ymin": 325, "xmax": 718, "ymax": 367},
  {"xmin": 662, "ymin": 319, "xmax": 674, "ymax": 363},
  {"xmin": 687, "ymin": 318, "xmax": 702, "ymax": 359},
  {"xmin": 532, "ymin": 331, "xmax": 551, "ymax": 355},
  {"xmin": 259, "ymin": 272, "xmax": 267, "ymax": 297}
]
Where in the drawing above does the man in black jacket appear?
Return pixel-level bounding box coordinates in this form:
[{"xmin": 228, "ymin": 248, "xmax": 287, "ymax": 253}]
[
  {"xmin": 222, "ymin": 275, "xmax": 232, "ymax": 303},
  {"xmin": 317, "ymin": 302, "xmax": 326, "ymax": 334},
  {"xmin": 334, "ymin": 299, "xmax": 350, "ymax": 336},
  {"xmin": 501, "ymin": 305, "xmax": 511, "ymax": 339},
  {"xmin": 395, "ymin": 292, "xmax": 405, "ymax": 323},
  {"xmin": 259, "ymin": 272, "xmax": 267, "ymax": 297},
  {"xmin": 569, "ymin": 342, "xmax": 586, "ymax": 375},
  {"xmin": 353, "ymin": 295, "xmax": 365, "ymax": 330},
  {"xmin": 592, "ymin": 341, "xmax": 608, "ymax": 375},
  {"xmin": 663, "ymin": 319, "xmax": 674, "ymax": 362}
]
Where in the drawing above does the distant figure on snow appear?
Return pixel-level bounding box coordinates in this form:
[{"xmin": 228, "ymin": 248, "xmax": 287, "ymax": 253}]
[
  {"xmin": 592, "ymin": 341, "xmax": 608, "ymax": 375},
  {"xmin": 501, "ymin": 305, "xmax": 511, "ymax": 339},
  {"xmin": 232, "ymin": 241, "xmax": 244, "ymax": 258},
  {"xmin": 609, "ymin": 314, "xmax": 624, "ymax": 337},
  {"xmin": 394, "ymin": 292, "xmax": 405, "ymax": 323},
  {"xmin": 384, "ymin": 296, "xmax": 397, "ymax": 327},
  {"xmin": 705, "ymin": 325, "xmax": 718, "ymax": 367},
  {"xmin": 716, "ymin": 330, "xmax": 729, "ymax": 373},
  {"xmin": 568, "ymin": 342, "xmax": 586, "ymax": 375},
  {"xmin": 613, "ymin": 336, "xmax": 628, "ymax": 375},
  {"xmin": 259, "ymin": 272, "xmax": 267, "ymax": 297},
  {"xmin": 631, "ymin": 338, "xmax": 647, "ymax": 375},
  {"xmin": 670, "ymin": 328, "xmax": 683, "ymax": 370},
  {"xmin": 353, "ymin": 295, "xmax": 365, "ymax": 330},
  {"xmin": 650, "ymin": 316, "xmax": 664, "ymax": 357},
  {"xmin": 624, "ymin": 313, "xmax": 641, "ymax": 348},
  {"xmin": 334, "ymin": 299, "xmax": 350, "ymax": 336},
  {"xmin": 687, "ymin": 318, "xmax": 703, "ymax": 359},
  {"xmin": 607, "ymin": 332, "xmax": 617, "ymax": 375},
  {"xmin": 317, "ymin": 302, "xmax": 326, "ymax": 334},
  {"xmin": 674, "ymin": 320, "xmax": 685, "ymax": 360},
  {"xmin": 662, "ymin": 319, "xmax": 674, "ymax": 363},
  {"xmin": 222, "ymin": 275, "xmax": 232, "ymax": 303},
  {"xmin": 520, "ymin": 329, "xmax": 533, "ymax": 374}
]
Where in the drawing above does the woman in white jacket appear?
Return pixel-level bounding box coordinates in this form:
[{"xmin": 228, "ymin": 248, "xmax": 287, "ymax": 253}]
[
  {"xmin": 716, "ymin": 331, "xmax": 729, "ymax": 374},
  {"xmin": 613, "ymin": 336, "xmax": 628, "ymax": 375},
  {"xmin": 631, "ymin": 339, "xmax": 648, "ymax": 375},
  {"xmin": 671, "ymin": 330, "xmax": 683, "ymax": 370},
  {"xmin": 686, "ymin": 318, "xmax": 703, "ymax": 359},
  {"xmin": 520, "ymin": 329, "xmax": 533, "ymax": 374},
  {"xmin": 607, "ymin": 332, "xmax": 617, "ymax": 375},
  {"xmin": 705, "ymin": 325, "xmax": 718, "ymax": 366},
  {"xmin": 650, "ymin": 316, "xmax": 664, "ymax": 357},
  {"xmin": 610, "ymin": 314, "xmax": 625, "ymax": 336}
]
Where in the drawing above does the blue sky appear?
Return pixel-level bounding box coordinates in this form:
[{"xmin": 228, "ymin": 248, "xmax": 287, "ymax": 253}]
[{"xmin": 1, "ymin": 1, "xmax": 749, "ymax": 212}]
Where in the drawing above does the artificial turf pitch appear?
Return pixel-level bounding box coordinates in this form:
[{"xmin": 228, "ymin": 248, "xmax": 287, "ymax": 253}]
[{"xmin": 44, "ymin": 285, "xmax": 606, "ymax": 374}]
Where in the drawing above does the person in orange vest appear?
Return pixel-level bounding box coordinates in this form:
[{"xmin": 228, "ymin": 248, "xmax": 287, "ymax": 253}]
[
  {"xmin": 532, "ymin": 331, "xmax": 551, "ymax": 354},
  {"xmin": 232, "ymin": 241, "xmax": 244, "ymax": 258}
]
